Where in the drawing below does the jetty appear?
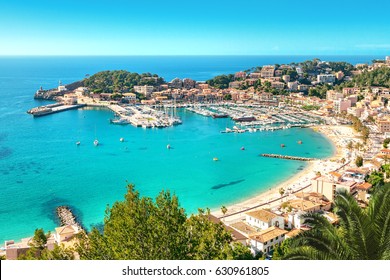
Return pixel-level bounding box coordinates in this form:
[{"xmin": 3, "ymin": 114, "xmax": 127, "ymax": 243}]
[
  {"xmin": 56, "ymin": 206, "xmax": 84, "ymax": 231},
  {"xmin": 27, "ymin": 103, "xmax": 85, "ymax": 117},
  {"xmin": 260, "ymin": 153, "xmax": 318, "ymax": 161}
]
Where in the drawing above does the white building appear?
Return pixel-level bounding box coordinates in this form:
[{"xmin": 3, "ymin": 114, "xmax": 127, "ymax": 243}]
[
  {"xmin": 317, "ymin": 74, "xmax": 336, "ymax": 84},
  {"xmin": 245, "ymin": 209, "xmax": 284, "ymax": 230},
  {"xmin": 249, "ymin": 226, "xmax": 288, "ymax": 254},
  {"xmin": 133, "ymin": 85, "xmax": 154, "ymax": 98}
]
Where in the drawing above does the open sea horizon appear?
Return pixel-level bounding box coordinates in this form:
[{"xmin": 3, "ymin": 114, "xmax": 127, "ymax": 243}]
[{"xmin": 0, "ymin": 55, "xmax": 376, "ymax": 243}]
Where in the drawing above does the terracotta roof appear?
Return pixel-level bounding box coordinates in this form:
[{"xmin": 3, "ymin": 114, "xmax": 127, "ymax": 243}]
[
  {"xmin": 229, "ymin": 221, "xmax": 257, "ymax": 236},
  {"xmin": 208, "ymin": 215, "xmax": 247, "ymax": 241},
  {"xmin": 356, "ymin": 182, "xmax": 373, "ymax": 190},
  {"xmin": 329, "ymin": 171, "xmax": 342, "ymax": 177},
  {"xmin": 249, "ymin": 226, "xmax": 287, "ymax": 243},
  {"xmin": 245, "ymin": 209, "xmax": 278, "ymax": 223},
  {"xmin": 55, "ymin": 225, "xmax": 77, "ymax": 236},
  {"xmin": 286, "ymin": 229, "xmax": 301, "ymax": 238},
  {"xmin": 288, "ymin": 199, "xmax": 322, "ymax": 212}
]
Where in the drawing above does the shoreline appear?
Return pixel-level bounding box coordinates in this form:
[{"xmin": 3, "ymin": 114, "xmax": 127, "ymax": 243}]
[{"xmin": 211, "ymin": 125, "xmax": 347, "ymax": 222}]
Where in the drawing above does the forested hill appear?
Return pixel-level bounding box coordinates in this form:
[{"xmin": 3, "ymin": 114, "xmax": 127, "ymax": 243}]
[{"xmin": 82, "ymin": 70, "xmax": 165, "ymax": 93}]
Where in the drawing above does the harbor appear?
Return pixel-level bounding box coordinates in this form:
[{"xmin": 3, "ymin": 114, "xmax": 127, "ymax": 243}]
[{"xmin": 184, "ymin": 103, "xmax": 323, "ymax": 133}]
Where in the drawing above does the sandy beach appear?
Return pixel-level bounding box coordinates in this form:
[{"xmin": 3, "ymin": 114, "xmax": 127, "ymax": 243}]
[{"xmin": 212, "ymin": 125, "xmax": 357, "ymax": 222}]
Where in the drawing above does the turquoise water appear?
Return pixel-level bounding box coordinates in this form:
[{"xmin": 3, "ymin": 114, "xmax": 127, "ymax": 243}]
[{"xmin": 0, "ymin": 55, "xmax": 371, "ymax": 243}]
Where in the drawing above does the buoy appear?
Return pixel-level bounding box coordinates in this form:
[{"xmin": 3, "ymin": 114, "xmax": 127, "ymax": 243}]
[
  {"xmin": 76, "ymin": 141, "xmax": 80, "ymax": 146},
  {"xmin": 167, "ymin": 144, "xmax": 171, "ymax": 149},
  {"xmin": 120, "ymin": 137, "xmax": 124, "ymax": 142},
  {"xmin": 93, "ymin": 139, "xmax": 99, "ymax": 146},
  {"xmin": 281, "ymin": 144, "xmax": 285, "ymax": 148},
  {"xmin": 241, "ymin": 146, "xmax": 245, "ymax": 150}
]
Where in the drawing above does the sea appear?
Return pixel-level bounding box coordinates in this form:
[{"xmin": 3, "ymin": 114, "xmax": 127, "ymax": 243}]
[{"xmin": 0, "ymin": 55, "xmax": 378, "ymax": 243}]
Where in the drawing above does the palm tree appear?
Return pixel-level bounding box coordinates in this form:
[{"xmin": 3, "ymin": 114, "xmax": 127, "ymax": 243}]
[
  {"xmin": 221, "ymin": 205, "xmax": 227, "ymax": 221},
  {"xmin": 284, "ymin": 186, "xmax": 390, "ymax": 259}
]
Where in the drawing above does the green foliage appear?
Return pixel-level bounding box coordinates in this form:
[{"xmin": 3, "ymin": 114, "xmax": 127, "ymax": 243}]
[
  {"xmin": 272, "ymin": 238, "xmax": 292, "ymax": 260},
  {"xmin": 383, "ymin": 138, "xmax": 390, "ymax": 148},
  {"xmin": 284, "ymin": 187, "xmax": 390, "ymax": 259},
  {"xmin": 347, "ymin": 114, "xmax": 369, "ymax": 142},
  {"xmin": 76, "ymin": 184, "xmax": 251, "ymax": 260},
  {"xmin": 368, "ymin": 171, "xmax": 384, "ymax": 187},
  {"xmin": 308, "ymin": 84, "xmax": 332, "ymax": 99},
  {"xmin": 355, "ymin": 156, "xmax": 363, "ymax": 167},
  {"xmin": 0, "ymin": 255, "xmax": 5, "ymax": 260},
  {"xmin": 83, "ymin": 70, "xmax": 164, "ymax": 93},
  {"xmin": 223, "ymin": 93, "xmax": 232, "ymax": 100},
  {"xmin": 206, "ymin": 74, "xmax": 234, "ymax": 89},
  {"xmin": 328, "ymin": 62, "xmax": 355, "ymax": 76},
  {"xmin": 301, "ymin": 104, "xmax": 320, "ymax": 111},
  {"xmin": 353, "ymin": 67, "xmax": 390, "ymax": 88},
  {"xmin": 40, "ymin": 244, "xmax": 75, "ymax": 260},
  {"xmin": 30, "ymin": 228, "xmax": 48, "ymax": 249}
]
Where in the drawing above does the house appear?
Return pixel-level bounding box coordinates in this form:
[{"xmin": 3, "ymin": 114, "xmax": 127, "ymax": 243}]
[
  {"xmin": 245, "ymin": 209, "xmax": 284, "ymax": 230},
  {"xmin": 261, "ymin": 65, "xmax": 275, "ymax": 78},
  {"xmin": 248, "ymin": 226, "xmax": 287, "ymax": 254},
  {"xmin": 355, "ymin": 182, "xmax": 373, "ymax": 203},
  {"xmin": 234, "ymin": 71, "xmax": 246, "ymax": 80},
  {"xmin": 208, "ymin": 215, "xmax": 247, "ymax": 246},
  {"xmin": 317, "ymin": 74, "xmax": 336, "ymax": 84},
  {"xmin": 122, "ymin": 92, "xmax": 137, "ymax": 103},
  {"xmin": 311, "ymin": 176, "xmax": 357, "ymax": 202},
  {"xmin": 271, "ymin": 81, "xmax": 285, "ymax": 90},
  {"xmin": 133, "ymin": 85, "xmax": 154, "ymax": 98},
  {"xmin": 54, "ymin": 225, "xmax": 80, "ymax": 244}
]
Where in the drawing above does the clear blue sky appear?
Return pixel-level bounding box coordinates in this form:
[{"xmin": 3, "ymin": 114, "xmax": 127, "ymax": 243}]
[{"xmin": 1, "ymin": 0, "xmax": 389, "ymax": 55}]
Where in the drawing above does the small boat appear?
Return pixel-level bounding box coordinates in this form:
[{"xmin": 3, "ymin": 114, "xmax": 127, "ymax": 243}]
[
  {"xmin": 281, "ymin": 144, "xmax": 285, "ymax": 148},
  {"xmin": 213, "ymin": 157, "xmax": 219, "ymax": 161},
  {"xmin": 76, "ymin": 141, "xmax": 80, "ymax": 146},
  {"xmin": 241, "ymin": 146, "xmax": 245, "ymax": 150},
  {"xmin": 298, "ymin": 140, "xmax": 302, "ymax": 144},
  {"xmin": 120, "ymin": 138, "xmax": 125, "ymax": 142},
  {"xmin": 167, "ymin": 144, "xmax": 171, "ymax": 149},
  {"xmin": 94, "ymin": 139, "xmax": 99, "ymax": 146}
]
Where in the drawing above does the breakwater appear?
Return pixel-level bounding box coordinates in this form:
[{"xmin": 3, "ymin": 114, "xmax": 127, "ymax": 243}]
[
  {"xmin": 56, "ymin": 206, "xmax": 84, "ymax": 231},
  {"xmin": 260, "ymin": 153, "xmax": 318, "ymax": 161}
]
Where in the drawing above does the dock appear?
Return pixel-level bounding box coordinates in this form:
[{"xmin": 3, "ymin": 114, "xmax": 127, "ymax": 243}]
[
  {"xmin": 260, "ymin": 153, "xmax": 318, "ymax": 161},
  {"xmin": 27, "ymin": 103, "xmax": 86, "ymax": 117},
  {"xmin": 56, "ymin": 205, "xmax": 85, "ymax": 231}
]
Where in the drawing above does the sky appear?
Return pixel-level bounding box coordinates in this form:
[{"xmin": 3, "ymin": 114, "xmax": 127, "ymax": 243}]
[{"xmin": 0, "ymin": 0, "xmax": 389, "ymax": 55}]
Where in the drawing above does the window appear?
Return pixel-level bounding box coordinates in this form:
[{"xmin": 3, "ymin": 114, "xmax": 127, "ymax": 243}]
[
  {"xmin": 275, "ymin": 221, "xmax": 279, "ymax": 227},
  {"xmin": 275, "ymin": 236, "xmax": 278, "ymax": 240},
  {"xmin": 270, "ymin": 239, "xmax": 273, "ymax": 242},
  {"xmin": 264, "ymin": 242, "xmax": 267, "ymax": 245}
]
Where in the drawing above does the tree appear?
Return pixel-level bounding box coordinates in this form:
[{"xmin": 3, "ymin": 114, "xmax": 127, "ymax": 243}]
[
  {"xmin": 367, "ymin": 171, "xmax": 384, "ymax": 187},
  {"xmin": 355, "ymin": 156, "xmax": 363, "ymax": 167},
  {"xmin": 279, "ymin": 188, "xmax": 285, "ymax": 196},
  {"xmin": 221, "ymin": 205, "xmax": 227, "ymax": 217},
  {"xmin": 77, "ymin": 184, "xmax": 252, "ymax": 260},
  {"xmin": 29, "ymin": 228, "xmax": 48, "ymax": 249},
  {"xmin": 40, "ymin": 244, "xmax": 75, "ymax": 260},
  {"xmin": 284, "ymin": 187, "xmax": 390, "ymax": 259},
  {"xmin": 347, "ymin": 141, "xmax": 354, "ymax": 151},
  {"xmin": 383, "ymin": 138, "xmax": 390, "ymax": 148}
]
